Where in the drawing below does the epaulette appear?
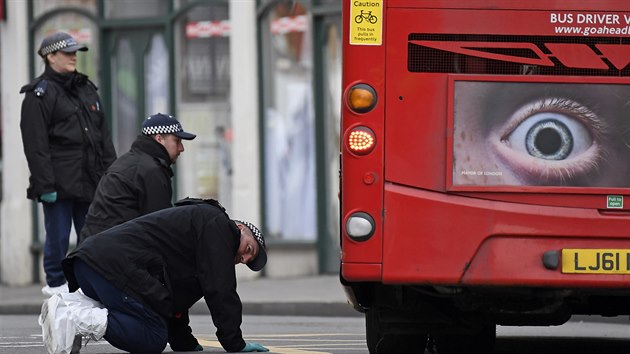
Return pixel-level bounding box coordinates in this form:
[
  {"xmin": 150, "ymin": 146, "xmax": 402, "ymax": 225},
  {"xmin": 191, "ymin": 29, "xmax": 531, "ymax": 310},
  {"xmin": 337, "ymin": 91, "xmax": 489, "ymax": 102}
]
[
  {"xmin": 34, "ymin": 80, "xmax": 48, "ymax": 97},
  {"xmin": 19, "ymin": 79, "xmax": 48, "ymax": 97}
]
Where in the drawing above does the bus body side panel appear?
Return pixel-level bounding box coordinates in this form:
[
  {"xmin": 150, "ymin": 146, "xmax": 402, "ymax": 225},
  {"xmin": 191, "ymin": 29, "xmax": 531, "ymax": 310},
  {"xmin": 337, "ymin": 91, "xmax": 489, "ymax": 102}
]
[
  {"xmin": 340, "ymin": 0, "xmax": 387, "ymax": 273},
  {"xmin": 382, "ymin": 183, "xmax": 630, "ymax": 287}
]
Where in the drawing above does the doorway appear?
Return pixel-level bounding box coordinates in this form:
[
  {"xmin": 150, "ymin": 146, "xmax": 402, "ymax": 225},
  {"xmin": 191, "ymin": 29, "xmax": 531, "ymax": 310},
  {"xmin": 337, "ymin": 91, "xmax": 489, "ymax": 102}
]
[{"xmin": 104, "ymin": 29, "xmax": 170, "ymax": 154}]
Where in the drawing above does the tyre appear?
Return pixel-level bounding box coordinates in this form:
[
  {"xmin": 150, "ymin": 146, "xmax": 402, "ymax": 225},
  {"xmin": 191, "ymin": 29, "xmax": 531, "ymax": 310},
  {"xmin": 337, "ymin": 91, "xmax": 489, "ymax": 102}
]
[
  {"xmin": 366, "ymin": 308, "xmax": 427, "ymax": 354},
  {"xmin": 432, "ymin": 324, "xmax": 496, "ymax": 354}
]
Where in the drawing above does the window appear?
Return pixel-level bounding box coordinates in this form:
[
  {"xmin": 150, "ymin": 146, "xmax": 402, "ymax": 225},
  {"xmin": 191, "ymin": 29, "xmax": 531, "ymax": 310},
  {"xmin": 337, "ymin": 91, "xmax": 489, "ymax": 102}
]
[
  {"xmin": 145, "ymin": 34, "xmax": 168, "ymax": 115},
  {"xmin": 174, "ymin": 3, "xmax": 233, "ymax": 209},
  {"xmin": 104, "ymin": 0, "xmax": 167, "ymax": 18},
  {"xmin": 321, "ymin": 19, "xmax": 342, "ymax": 266},
  {"xmin": 111, "ymin": 38, "xmax": 137, "ymax": 154},
  {"xmin": 261, "ymin": 0, "xmax": 316, "ymax": 241},
  {"xmin": 33, "ymin": 0, "xmax": 96, "ymax": 19}
]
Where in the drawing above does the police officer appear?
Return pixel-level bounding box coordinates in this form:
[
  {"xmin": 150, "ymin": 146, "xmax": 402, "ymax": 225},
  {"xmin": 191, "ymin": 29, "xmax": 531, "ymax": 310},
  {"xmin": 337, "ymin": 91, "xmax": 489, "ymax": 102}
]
[
  {"xmin": 39, "ymin": 198, "xmax": 270, "ymax": 353},
  {"xmin": 20, "ymin": 31, "xmax": 117, "ymax": 296},
  {"xmin": 79, "ymin": 113, "xmax": 196, "ymax": 241}
]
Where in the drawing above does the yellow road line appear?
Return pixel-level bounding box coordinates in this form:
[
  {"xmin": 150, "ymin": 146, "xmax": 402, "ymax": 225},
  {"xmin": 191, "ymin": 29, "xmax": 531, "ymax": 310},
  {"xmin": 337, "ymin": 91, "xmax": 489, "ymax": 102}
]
[
  {"xmin": 245, "ymin": 339, "xmax": 364, "ymax": 342},
  {"xmin": 197, "ymin": 339, "xmax": 331, "ymax": 354},
  {"xmin": 244, "ymin": 333, "xmax": 362, "ymax": 338}
]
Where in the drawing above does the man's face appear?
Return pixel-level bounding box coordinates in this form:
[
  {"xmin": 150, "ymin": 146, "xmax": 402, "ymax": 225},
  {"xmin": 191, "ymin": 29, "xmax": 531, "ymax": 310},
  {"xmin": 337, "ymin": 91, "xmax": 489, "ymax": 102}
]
[
  {"xmin": 234, "ymin": 224, "xmax": 260, "ymax": 265},
  {"xmin": 155, "ymin": 134, "xmax": 185, "ymax": 164}
]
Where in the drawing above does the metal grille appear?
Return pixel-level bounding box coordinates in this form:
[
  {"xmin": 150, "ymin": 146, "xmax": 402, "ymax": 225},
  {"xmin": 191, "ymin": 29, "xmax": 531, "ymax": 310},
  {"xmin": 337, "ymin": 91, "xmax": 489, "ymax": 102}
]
[{"xmin": 408, "ymin": 34, "xmax": 628, "ymax": 76}]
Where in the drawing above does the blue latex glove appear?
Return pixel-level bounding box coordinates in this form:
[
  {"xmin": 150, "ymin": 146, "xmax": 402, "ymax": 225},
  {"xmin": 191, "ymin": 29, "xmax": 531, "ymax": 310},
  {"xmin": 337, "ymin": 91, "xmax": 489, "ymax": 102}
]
[
  {"xmin": 241, "ymin": 342, "xmax": 269, "ymax": 352},
  {"xmin": 40, "ymin": 191, "xmax": 57, "ymax": 203},
  {"xmin": 194, "ymin": 344, "xmax": 203, "ymax": 351}
]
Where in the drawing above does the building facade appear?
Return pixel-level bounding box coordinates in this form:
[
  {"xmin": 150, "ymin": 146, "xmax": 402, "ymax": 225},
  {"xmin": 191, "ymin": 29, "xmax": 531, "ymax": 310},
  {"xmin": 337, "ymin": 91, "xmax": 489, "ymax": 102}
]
[{"xmin": 0, "ymin": 0, "xmax": 341, "ymax": 285}]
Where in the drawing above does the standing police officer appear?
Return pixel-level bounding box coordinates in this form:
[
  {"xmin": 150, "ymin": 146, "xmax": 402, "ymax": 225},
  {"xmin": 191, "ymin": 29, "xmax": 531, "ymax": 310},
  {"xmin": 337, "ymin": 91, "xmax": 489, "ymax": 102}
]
[{"xmin": 20, "ymin": 31, "xmax": 117, "ymax": 296}]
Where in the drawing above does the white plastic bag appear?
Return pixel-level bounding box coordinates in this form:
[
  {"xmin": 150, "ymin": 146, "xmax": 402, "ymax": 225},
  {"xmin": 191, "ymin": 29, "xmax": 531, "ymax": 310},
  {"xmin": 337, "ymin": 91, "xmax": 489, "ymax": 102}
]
[{"xmin": 39, "ymin": 292, "xmax": 108, "ymax": 354}]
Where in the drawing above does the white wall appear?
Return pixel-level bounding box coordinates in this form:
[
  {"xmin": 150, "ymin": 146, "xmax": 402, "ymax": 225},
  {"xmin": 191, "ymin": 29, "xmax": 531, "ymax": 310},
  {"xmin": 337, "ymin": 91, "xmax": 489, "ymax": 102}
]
[
  {"xmin": 0, "ymin": 0, "xmax": 34, "ymax": 285},
  {"xmin": 229, "ymin": 0, "xmax": 262, "ymax": 280},
  {"xmin": 229, "ymin": 0, "xmax": 260, "ymax": 226}
]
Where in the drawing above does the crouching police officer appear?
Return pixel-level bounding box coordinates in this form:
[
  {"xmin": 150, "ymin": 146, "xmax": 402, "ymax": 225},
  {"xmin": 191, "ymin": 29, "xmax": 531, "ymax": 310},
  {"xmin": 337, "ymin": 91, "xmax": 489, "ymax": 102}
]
[{"xmin": 39, "ymin": 198, "xmax": 269, "ymax": 354}]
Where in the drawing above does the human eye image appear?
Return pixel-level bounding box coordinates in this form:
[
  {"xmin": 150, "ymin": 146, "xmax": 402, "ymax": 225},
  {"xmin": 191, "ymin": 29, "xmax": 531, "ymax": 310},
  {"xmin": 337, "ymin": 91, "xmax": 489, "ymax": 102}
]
[{"xmin": 453, "ymin": 81, "xmax": 630, "ymax": 187}]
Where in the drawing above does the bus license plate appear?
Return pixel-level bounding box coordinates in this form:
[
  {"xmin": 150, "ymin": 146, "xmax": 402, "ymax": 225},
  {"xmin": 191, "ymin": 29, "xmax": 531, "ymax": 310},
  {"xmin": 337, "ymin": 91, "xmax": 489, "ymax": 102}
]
[{"xmin": 561, "ymin": 249, "xmax": 630, "ymax": 274}]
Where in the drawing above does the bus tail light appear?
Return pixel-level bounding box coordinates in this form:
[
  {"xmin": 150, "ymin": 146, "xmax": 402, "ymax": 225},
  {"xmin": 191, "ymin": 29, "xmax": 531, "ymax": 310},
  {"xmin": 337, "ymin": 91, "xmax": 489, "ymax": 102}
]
[
  {"xmin": 346, "ymin": 212, "xmax": 375, "ymax": 241},
  {"xmin": 347, "ymin": 84, "xmax": 377, "ymax": 113},
  {"xmin": 346, "ymin": 126, "xmax": 376, "ymax": 155}
]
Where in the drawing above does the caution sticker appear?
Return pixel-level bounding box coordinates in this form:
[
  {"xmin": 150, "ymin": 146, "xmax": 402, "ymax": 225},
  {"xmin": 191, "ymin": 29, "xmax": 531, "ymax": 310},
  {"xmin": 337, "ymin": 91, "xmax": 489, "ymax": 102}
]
[{"xmin": 349, "ymin": 0, "xmax": 383, "ymax": 45}]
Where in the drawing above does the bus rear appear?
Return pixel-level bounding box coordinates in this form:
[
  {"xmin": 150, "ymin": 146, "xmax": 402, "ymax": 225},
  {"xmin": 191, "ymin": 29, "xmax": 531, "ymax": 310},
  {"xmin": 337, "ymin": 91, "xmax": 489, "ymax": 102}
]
[{"xmin": 340, "ymin": 1, "xmax": 630, "ymax": 353}]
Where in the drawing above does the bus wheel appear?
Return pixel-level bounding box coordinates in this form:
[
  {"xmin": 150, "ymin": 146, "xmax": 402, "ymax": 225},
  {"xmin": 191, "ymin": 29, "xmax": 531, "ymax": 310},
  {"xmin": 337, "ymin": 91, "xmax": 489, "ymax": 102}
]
[
  {"xmin": 432, "ymin": 324, "xmax": 496, "ymax": 354},
  {"xmin": 365, "ymin": 308, "xmax": 427, "ymax": 354}
]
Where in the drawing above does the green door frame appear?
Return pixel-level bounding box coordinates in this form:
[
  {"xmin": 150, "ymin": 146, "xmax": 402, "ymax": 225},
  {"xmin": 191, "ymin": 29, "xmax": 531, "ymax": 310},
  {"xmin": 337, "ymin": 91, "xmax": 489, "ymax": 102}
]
[{"xmin": 312, "ymin": 3, "xmax": 342, "ymax": 273}]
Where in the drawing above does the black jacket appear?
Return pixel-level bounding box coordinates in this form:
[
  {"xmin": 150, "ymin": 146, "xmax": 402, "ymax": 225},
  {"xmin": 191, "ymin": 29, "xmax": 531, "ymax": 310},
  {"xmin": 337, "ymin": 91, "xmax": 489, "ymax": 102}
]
[
  {"xmin": 20, "ymin": 66, "xmax": 116, "ymax": 201},
  {"xmin": 79, "ymin": 134, "xmax": 173, "ymax": 240},
  {"xmin": 63, "ymin": 202, "xmax": 247, "ymax": 352}
]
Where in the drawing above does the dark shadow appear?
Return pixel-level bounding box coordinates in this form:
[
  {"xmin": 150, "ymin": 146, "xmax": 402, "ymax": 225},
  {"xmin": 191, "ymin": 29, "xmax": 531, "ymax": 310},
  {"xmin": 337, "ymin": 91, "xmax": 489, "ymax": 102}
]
[{"xmin": 494, "ymin": 337, "xmax": 630, "ymax": 354}]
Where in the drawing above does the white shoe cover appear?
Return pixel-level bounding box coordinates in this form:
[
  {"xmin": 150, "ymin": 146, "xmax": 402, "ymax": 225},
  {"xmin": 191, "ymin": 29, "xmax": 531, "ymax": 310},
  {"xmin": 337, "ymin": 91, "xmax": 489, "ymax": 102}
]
[
  {"xmin": 39, "ymin": 294, "xmax": 76, "ymax": 354},
  {"xmin": 64, "ymin": 292, "xmax": 108, "ymax": 341},
  {"xmin": 42, "ymin": 283, "xmax": 69, "ymax": 297},
  {"xmin": 38, "ymin": 292, "xmax": 108, "ymax": 354}
]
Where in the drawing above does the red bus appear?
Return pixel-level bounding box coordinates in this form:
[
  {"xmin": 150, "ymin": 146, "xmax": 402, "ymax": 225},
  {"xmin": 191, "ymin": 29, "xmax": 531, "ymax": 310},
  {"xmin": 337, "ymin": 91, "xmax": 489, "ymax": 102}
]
[{"xmin": 340, "ymin": 1, "xmax": 630, "ymax": 353}]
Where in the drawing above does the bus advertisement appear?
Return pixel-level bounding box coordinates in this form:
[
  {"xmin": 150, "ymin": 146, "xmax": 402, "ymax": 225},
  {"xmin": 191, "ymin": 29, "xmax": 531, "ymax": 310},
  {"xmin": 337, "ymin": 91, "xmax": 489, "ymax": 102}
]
[{"xmin": 340, "ymin": 1, "xmax": 630, "ymax": 353}]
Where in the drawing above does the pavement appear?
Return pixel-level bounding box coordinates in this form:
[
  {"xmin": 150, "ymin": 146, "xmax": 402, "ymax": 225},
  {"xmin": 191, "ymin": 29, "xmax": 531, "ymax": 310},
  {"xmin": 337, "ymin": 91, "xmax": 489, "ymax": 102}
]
[{"xmin": 0, "ymin": 274, "xmax": 362, "ymax": 317}]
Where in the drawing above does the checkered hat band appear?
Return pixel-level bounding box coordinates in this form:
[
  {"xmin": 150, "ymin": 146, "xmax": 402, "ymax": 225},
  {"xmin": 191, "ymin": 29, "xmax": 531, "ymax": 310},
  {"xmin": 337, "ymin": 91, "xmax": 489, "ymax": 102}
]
[
  {"xmin": 142, "ymin": 123, "xmax": 183, "ymax": 135},
  {"xmin": 40, "ymin": 39, "xmax": 77, "ymax": 56},
  {"xmin": 238, "ymin": 220, "xmax": 265, "ymax": 249}
]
